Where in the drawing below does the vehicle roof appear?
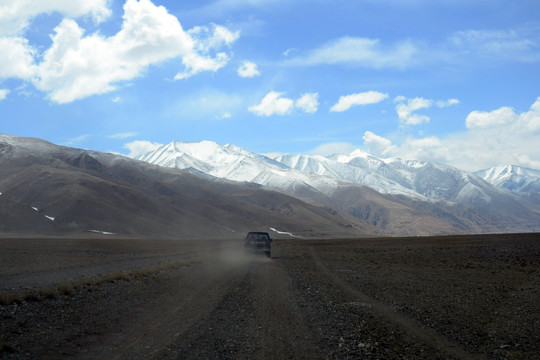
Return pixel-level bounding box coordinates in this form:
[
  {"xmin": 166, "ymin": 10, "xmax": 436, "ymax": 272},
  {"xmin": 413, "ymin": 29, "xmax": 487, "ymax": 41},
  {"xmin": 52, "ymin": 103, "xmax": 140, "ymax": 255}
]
[{"xmin": 246, "ymin": 231, "xmax": 270, "ymax": 235}]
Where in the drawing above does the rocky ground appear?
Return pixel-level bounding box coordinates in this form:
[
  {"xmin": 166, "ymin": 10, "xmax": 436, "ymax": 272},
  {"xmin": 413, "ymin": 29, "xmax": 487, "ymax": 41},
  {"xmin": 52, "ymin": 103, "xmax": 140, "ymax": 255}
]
[{"xmin": 1, "ymin": 233, "xmax": 539, "ymax": 359}]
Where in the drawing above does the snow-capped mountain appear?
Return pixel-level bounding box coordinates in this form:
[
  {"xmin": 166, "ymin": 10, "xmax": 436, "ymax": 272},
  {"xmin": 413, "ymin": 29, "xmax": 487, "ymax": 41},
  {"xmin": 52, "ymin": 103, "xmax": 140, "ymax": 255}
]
[
  {"xmin": 132, "ymin": 140, "xmax": 540, "ymax": 234},
  {"xmin": 274, "ymin": 152, "xmax": 421, "ymax": 198},
  {"xmin": 0, "ymin": 134, "xmax": 367, "ymax": 238},
  {"xmin": 136, "ymin": 140, "xmax": 528, "ymax": 207},
  {"xmin": 475, "ymin": 165, "xmax": 540, "ymax": 194},
  {"xmin": 275, "ymin": 151, "xmax": 501, "ymax": 205},
  {"xmin": 3, "ymin": 133, "xmax": 540, "ymax": 236},
  {"xmin": 135, "ymin": 141, "xmax": 342, "ymax": 196}
]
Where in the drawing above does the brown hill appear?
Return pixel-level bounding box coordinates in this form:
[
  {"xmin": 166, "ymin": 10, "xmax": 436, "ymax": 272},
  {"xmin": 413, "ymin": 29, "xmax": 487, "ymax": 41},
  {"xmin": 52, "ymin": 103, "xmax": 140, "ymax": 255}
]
[{"xmin": 0, "ymin": 134, "xmax": 376, "ymax": 238}]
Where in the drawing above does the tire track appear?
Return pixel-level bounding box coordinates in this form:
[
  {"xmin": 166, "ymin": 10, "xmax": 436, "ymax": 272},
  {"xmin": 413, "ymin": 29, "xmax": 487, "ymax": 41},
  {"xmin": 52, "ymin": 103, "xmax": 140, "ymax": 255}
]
[
  {"xmin": 309, "ymin": 247, "xmax": 485, "ymax": 360},
  {"xmin": 256, "ymin": 258, "xmax": 316, "ymax": 360}
]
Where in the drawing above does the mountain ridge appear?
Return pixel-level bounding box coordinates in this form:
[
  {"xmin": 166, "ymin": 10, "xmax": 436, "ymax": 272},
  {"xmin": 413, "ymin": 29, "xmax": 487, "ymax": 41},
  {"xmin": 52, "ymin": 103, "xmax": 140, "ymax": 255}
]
[
  {"xmin": 0, "ymin": 134, "xmax": 376, "ymax": 238},
  {"xmin": 2, "ymin": 134, "xmax": 540, "ymax": 237},
  {"xmin": 135, "ymin": 139, "xmax": 540, "ymax": 234}
]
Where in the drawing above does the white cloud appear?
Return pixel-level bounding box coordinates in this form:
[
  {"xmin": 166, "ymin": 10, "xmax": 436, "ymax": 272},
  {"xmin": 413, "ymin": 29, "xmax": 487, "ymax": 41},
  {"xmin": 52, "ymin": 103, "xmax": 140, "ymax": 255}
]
[
  {"xmin": 175, "ymin": 24, "xmax": 239, "ymax": 80},
  {"xmin": 437, "ymin": 98, "xmax": 460, "ymax": 108},
  {"xmin": 33, "ymin": 0, "xmax": 194, "ymax": 103},
  {"xmin": 395, "ymin": 97, "xmax": 433, "ymax": 125},
  {"xmin": 295, "ymin": 93, "xmax": 319, "ymax": 113},
  {"xmin": 249, "ymin": 91, "xmax": 294, "ymax": 116},
  {"xmin": 466, "ymin": 99, "xmax": 540, "ymax": 133},
  {"xmin": 124, "ymin": 140, "xmax": 163, "ymax": 158},
  {"xmin": 0, "ymin": 37, "xmax": 36, "ymax": 79},
  {"xmin": 189, "ymin": 24, "xmax": 239, "ymax": 52},
  {"xmin": 282, "ymin": 48, "xmax": 296, "ymax": 57},
  {"xmin": 362, "ymin": 131, "xmax": 398, "ymax": 157},
  {"xmin": 217, "ymin": 111, "xmax": 232, "ymax": 119},
  {"xmin": 0, "ymin": 0, "xmax": 239, "ymax": 103},
  {"xmin": 466, "ymin": 107, "xmax": 517, "ymax": 129},
  {"xmin": 0, "ymin": 89, "xmax": 9, "ymax": 100},
  {"xmin": 63, "ymin": 134, "xmax": 90, "ymax": 146},
  {"xmin": 237, "ymin": 61, "xmax": 260, "ymax": 78},
  {"xmin": 109, "ymin": 132, "xmax": 138, "ymax": 139},
  {"xmin": 285, "ymin": 27, "xmax": 540, "ymax": 72},
  {"xmin": 0, "ymin": 0, "xmax": 111, "ymax": 36},
  {"xmin": 310, "ymin": 142, "xmax": 357, "ymax": 156},
  {"xmin": 449, "ymin": 28, "xmax": 540, "ymax": 62},
  {"xmin": 365, "ymin": 97, "xmax": 540, "ymax": 171},
  {"xmin": 287, "ymin": 37, "xmax": 420, "ymax": 69},
  {"xmin": 330, "ymin": 91, "xmax": 388, "ymax": 112},
  {"xmin": 394, "ymin": 96, "xmax": 459, "ymax": 126},
  {"xmin": 249, "ymin": 91, "xmax": 321, "ymax": 116},
  {"xmin": 163, "ymin": 89, "xmax": 243, "ymax": 121}
]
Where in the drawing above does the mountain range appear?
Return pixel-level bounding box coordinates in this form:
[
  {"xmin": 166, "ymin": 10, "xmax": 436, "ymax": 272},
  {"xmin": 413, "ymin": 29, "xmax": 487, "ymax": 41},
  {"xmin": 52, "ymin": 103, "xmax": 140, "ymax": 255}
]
[
  {"xmin": 1, "ymin": 133, "xmax": 539, "ymax": 238},
  {"xmin": 0, "ymin": 134, "xmax": 373, "ymax": 238},
  {"xmin": 474, "ymin": 165, "xmax": 540, "ymax": 203},
  {"xmin": 136, "ymin": 140, "xmax": 540, "ymax": 234}
]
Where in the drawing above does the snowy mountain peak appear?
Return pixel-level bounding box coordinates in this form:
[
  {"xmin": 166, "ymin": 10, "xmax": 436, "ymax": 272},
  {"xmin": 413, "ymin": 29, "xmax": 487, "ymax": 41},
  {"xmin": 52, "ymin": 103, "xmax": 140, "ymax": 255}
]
[
  {"xmin": 349, "ymin": 149, "xmax": 372, "ymax": 159},
  {"xmin": 134, "ymin": 139, "xmax": 537, "ymax": 207},
  {"xmin": 135, "ymin": 140, "xmax": 326, "ymax": 192},
  {"xmin": 475, "ymin": 165, "xmax": 540, "ymax": 193}
]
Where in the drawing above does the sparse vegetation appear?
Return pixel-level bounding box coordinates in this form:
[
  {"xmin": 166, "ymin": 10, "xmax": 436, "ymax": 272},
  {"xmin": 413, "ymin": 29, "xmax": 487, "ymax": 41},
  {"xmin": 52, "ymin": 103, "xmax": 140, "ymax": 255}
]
[
  {"xmin": 39, "ymin": 288, "xmax": 57, "ymax": 299},
  {"xmin": 58, "ymin": 283, "xmax": 73, "ymax": 296},
  {"xmin": 103, "ymin": 271, "xmax": 131, "ymax": 283},
  {"xmin": 0, "ymin": 261, "xmax": 201, "ymax": 309},
  {"xmin": 133, "ymin": 267, "xmax": 155, "ymax": 278},
  {"xmin": 0, "ymin": 292, "xmax": 18, "ymax": 306},
  {"xmin": 21, "ymin": 289, "xmax": 40, "ymax": 302}
]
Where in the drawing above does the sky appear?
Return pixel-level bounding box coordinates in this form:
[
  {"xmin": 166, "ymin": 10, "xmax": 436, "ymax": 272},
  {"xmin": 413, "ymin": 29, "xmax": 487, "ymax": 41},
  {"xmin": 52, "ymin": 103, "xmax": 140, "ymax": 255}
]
[{"xmin": 1, "ymin": 0, "xmax": 540, "ymax": 172}]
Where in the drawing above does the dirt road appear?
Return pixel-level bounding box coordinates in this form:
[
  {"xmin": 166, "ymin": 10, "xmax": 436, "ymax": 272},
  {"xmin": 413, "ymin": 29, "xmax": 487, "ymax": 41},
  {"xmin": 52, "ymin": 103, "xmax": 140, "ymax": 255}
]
[{"xmin": 1, "ymin": 234, "xmax": 539, "ymax": 359}]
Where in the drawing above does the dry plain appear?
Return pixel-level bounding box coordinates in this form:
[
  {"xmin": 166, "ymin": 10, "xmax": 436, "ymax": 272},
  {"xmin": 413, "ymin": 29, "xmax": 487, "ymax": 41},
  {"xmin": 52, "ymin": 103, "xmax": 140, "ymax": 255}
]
[{"xmin": 0, "ymin": 233, "xmax": 539, "ymax": 359}]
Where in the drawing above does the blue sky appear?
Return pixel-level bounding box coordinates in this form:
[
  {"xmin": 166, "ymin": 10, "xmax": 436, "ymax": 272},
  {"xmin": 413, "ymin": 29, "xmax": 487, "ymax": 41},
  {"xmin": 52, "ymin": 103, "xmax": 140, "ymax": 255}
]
[{"xmin": 1, "ymin": 0, "xmax": 539, "ymax": 171}]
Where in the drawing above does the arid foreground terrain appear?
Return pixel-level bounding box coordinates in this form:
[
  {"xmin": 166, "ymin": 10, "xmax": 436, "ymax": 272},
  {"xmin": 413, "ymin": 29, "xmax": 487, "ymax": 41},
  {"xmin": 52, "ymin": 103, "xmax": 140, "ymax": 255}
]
[{"xmin": 1, "ymin": 233, "xmax": 539, "ymax": 359}]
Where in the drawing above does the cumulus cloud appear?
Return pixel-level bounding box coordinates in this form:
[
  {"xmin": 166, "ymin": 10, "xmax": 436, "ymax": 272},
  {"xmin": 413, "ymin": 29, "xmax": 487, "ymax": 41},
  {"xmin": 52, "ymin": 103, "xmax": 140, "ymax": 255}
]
[
  {"xmin": 395, "ymin": 96, "xmax": 459, "ymax": 126},
  {"xmin": 287, "ymin": 37, "xmax": 420, "ymax": 69},
  {"xmin": 175, "ymin": 24, "xmax": 239, "ymax": 80},
  {"xmin": 249, "ymin": 91, "xmax": 320, "ymax": 116},
  {"xmin": 363, "ymin": 97, "xmax": 540, "ymax": 171},
  {"xmin": 437, "ymin": 98, "xmax": 460, "ymax": 108},
  {"xmin": 362, "ymin": 131, "xmax": 398, "ymax": 157},
  {"xmin": 295, "ymin": 92, "xmax": 319, "ymax": 113},
  {"xmin": 0, "ymin": 0, "xmax": 239, "ymax": 103},
  {"xmin": 0, "ymin": 0, "xmax": 111, "ymax": 36},
  {"xmin": 0, "ymin": 88, "xmax": 9, "ymax": 100},
  {"xmin": 32, "ymin": 0, "xmax": 194, "ymax": 103},
  {"xmin": 466, "ymin": 107, "xmax": 518, "ymax": 129},
  {"xmin": 248, "ymin": 91, "xmax": 294, "ymax": 116},
  {"xmin": 395, "ymin": 97, "xmax": 433, "ymax": 125},
  {"xmin": 124, "ymin": 140, "xmax": 163, "ymax": 158},
  {"xmin": 237, "ymin": 61, "xmax": 260, "ymax": 78},
  {"xmin": 330, "ymin": 91, "xmax": 388, "ymax": 112},
  {"xmin": 0, "ymin": 37, "xmax": 36, "ymax": 79}
]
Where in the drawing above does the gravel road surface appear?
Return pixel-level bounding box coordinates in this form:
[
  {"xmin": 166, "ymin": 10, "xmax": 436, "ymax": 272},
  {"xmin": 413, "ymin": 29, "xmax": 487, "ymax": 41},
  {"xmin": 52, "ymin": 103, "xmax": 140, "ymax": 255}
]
[{"xmin": 1, "ymin": 234, "xmax": 538, "ymax": 359}]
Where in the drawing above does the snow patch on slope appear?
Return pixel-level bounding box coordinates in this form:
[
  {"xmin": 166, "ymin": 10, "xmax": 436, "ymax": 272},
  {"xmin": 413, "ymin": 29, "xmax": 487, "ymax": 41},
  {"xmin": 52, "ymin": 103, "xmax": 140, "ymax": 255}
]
[{"xmin": 269, "ymin": 227, "xmax": 302, "ymax": 238}]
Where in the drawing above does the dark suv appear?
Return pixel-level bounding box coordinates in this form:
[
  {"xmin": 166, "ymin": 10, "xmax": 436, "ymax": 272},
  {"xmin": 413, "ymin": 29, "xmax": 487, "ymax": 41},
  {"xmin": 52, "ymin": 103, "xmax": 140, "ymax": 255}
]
[{"xmin": 244, "ymin": 232, "xmax": 272, "ymax": 255}]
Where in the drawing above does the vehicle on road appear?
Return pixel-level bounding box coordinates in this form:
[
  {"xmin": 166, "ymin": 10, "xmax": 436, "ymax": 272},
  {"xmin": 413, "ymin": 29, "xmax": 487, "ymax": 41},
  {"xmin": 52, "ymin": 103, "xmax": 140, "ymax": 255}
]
[{"xmin": 244, "ymin": 232, "xmax": 272, "ymax": 256}]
